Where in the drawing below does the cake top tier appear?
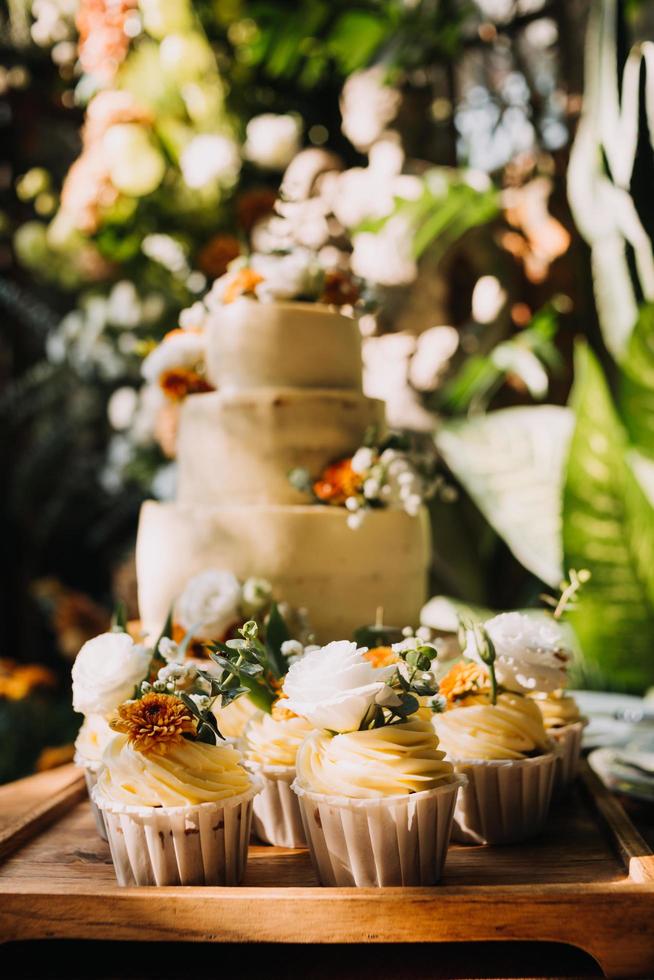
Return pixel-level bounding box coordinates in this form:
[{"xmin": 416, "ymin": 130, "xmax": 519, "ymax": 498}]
[{"xmin": 206, "ymin": 299, "xmax": 362, "ymax": 391}]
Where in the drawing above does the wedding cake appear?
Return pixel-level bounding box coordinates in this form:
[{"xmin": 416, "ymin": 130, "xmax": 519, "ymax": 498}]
[{"xmin": 136, "ymin": 298, "xmax": 431, "ymax": 641}]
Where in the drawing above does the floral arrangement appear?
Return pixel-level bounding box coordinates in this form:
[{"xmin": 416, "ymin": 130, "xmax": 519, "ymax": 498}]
[
  {"xmin": 290, "ymin": 431, "xmax": 439, "ymax": 528},
  {"xmin": 282, "ymin": 634, "xmax": 441, "ymax": 734}
]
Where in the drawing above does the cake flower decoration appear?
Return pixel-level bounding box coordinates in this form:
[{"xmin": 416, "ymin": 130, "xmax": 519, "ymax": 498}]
[
  {"xmin": 72, "ymin": 631, "xmax": 151, "ymax": 716},
  {"xmin": 473, "ymin": 612, "xmax": 571, "ymax": 694},
  {"xmin": 111, "ymin": 691, "xmax": 196, "ymax": 752},
  {"xmin": 141, "ymin": 327, "xmax": 211, "ymax": 401}
]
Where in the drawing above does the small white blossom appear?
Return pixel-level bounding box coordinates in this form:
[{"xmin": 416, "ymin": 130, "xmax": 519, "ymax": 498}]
[
  {"xmin": 180, "ymin": 134, "xmax": 241, "ymax": 189},
  {"xmin": 244, "ymin": 113, "xmax": 301, "ymax": 171},
  {"xmin": 350, "ymin": 447, "xmax": 375, "ymax": 474},
  {"xmin": 179, "ymin": 301, "xmax": 208, "ymax": 331},
  {"xmin": 158, "ymin": 637, "xmax": 182, "ymax": 663}
]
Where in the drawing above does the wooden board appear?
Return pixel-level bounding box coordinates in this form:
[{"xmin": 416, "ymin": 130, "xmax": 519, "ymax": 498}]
[{"xmin": 0, "ymin": 762, "xmax": 653, "ymax": 978}]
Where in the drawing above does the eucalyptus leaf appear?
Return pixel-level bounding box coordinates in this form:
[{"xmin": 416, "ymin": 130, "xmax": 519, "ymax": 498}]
[
  {"xmin": 436, "ymin": 405, "xmax": 574, "ymax": 587},
  {"xmin": 563, "ymin": 344, "xmax": 654, "ymax": 691}
]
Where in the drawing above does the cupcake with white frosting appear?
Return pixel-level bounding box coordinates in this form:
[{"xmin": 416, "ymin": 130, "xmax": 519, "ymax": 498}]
[
  {"xmin": 433, "ymin": 614, "xmax": 566, "ymax": 845},
  {"xmin": 284, "ymin": 639, "xmax": 464, "ymax": 886},
  {"xmin": 93, "ymin": 691, "xmax": 258, "ymax": 886},
  {"xmin": 243, "ymin": 703, "xmax": 314, "ymax": 847},
  {"xmin": 73, "ymin": 713, "xmax": 114, "ymax": 839},
  {"xmin": 529, "ymin": 690, "xmax": 586, "ymax": 789}
]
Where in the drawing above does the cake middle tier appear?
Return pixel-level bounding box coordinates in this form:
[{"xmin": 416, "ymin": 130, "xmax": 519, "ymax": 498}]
[
  {"xmin": 136, "ymin": 501, "xmax": 431, "ymax": 644},
  {"xmin": 177, "ymin": 388, "xmax": 384, "ymax": 505}
]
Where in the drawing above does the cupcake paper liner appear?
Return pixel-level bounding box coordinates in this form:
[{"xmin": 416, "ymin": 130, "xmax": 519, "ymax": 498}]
[
  {"xmin": 448, "ymin": 752, "xmax": 556, "ymax": 846},
  {"xmin": 292, "ymin": 776, "xmax": 465, "ymax": 887},
  {"xmin": 549, "ymin": 720, "xmax": 586, "ymax": 792},
  {"xmin": 75, "ymin": 755, "xmax": 107, "ymax": 841},
  {"xmin": 248, "ymin": 763, "xmax": 306, "ymax": 848},
  {"xmin": 92, "ymin": 782, "xmax": 258, "ymax": 886}
]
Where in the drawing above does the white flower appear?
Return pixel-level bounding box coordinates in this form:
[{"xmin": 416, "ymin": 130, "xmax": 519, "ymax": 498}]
[
  {"xmin": 351, "ymin": 214, "xmax": 417, "ymax": 286},
  {"xmin": 179, "ymin": 301, "xmax": 208, "ymax": 331},
  {"xmin": 250, "ymin": 249, "xmax": 322, "ymax": 302},
  {"xmin": 244, "ymin": 114, "xmax": 301, "ymax": 171},
  {"xmin": 340, "ymin": 67, "xmax": 401, "ymax": 151},
  {"xmin": 350, "ymin": 447, "xmax": 375, "ymax": 474},
  {"xmin": 72, "ymin": 632, "xmax": 150, "ymax": 716},
  {"xmin": 141, "ymin": 330, "xmax": 206, "ymax": 383},
  {"xmin": 158, "ymin": 637, "xmax": 182, "ymax": 663},
  {"xmin": 180, "ymin": 134, "xmax": 241, "ymax": 189},
  {"xmin": 142, "ymin": 234, "xmax": 189, "ymax": 276},
  {"xmin": 282, "ymin": 640, "xmax": 396, "ymax": 732},
  {"xmin": 281, "ymin": 639, "xmax": 305, "ymax": 662},
  {"xmin": 477, "ymin": 612, "xmax": 571, "ymax": 693},
  {"xmin": 241, "ymin": 577, "xmax": 273, "ymax": 612},
  {"xmin": 176, "ymin": 569, "xmax": 243, "ymax": 640},
  {"xmin": 107, "ymin": 386, "xmax": 138, "ymax": 431}
]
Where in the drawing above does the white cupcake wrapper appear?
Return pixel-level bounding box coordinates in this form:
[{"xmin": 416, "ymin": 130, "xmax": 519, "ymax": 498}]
[
  {"xmin": 448, "ymin": 752, "xmax": 556, "ymax": 846},
  {"xmin": 247, "ymin": 763, "xmax": 306, "ymax": 848},
  {"xmin": 549, "ymin": 720, "xmax": 586, "ymax": 791},
  {"xmin": 75, "ymin": 755, "xmax": 107, "ymax": 841},
  {"xmin": 92, "ymin": 782, "xmax": 259, "ymax": 886},
  {"xmin": 292, "ymin": 776, "xmax": 465, "ymax": 887}
]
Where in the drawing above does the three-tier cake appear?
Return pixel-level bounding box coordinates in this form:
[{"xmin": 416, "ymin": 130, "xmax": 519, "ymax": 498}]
[{"xmin": 136, "ymin": 299, "xmax": 431, "ymax": 641}]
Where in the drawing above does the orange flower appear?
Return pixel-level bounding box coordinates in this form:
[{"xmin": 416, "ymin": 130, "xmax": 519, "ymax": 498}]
[
  {"xmin": 320, "ymin": 269, "xmax": 359, "ymax": 307},
  {"xmin": 438, "ymin": 661, "xmax": 489, "ymax": 708},
  {"xmin": 0, "ymin": 660, "xmax": 57, "ymax": 700},
  {"xmin": 364, "ymin": 646, "xmax": 398, "ymax": 669},
  {"xmin": 197, "ymin": 234, "xmax": 242, "ymax": 278},
  {"xmin": 223, "ymin": 267, "xmax": 264, "ymax": 304},
  {"xmin": 112, "ymin": 692, "xmax": 196, "ymax": 752},
  {"xmin": 160, "ymin": 368, "xmax": 214, "ymax": 401},
  {"xmin": 313, "ymin": 457, "xmax": 362, "ymax": 505}
]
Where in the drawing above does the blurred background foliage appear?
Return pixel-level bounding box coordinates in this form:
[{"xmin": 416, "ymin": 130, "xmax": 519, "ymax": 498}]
[{"xmin": 2, "ymin": 0, "xmax": 654, "ymax": 780}]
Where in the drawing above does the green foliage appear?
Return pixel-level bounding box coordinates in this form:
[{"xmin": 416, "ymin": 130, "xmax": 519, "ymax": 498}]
[
  {"xmin": 563, "ymin": 344, "xmax": 654, "ymax": 692},
  {"xmin": 619, "ymin": 302, "xmax": 654, "ymax": 457},
  {"xmin": 436, "ymin": 405, "xmax": 574, "ymax": 588}
]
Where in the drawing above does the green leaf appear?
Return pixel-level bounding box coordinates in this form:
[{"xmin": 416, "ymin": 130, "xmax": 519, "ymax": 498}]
[
  {"xmin": 563, "ymin": 343, "xmax": 654, "ymax": 691},
  {"xmin": 436, "ymin": 405, "xmax": 574, "ymax": 587},
  {"xmin": 111, "ymin": 601, "xmax": 128, "ymax": 633},
  {"xmin": 264, "ymin": 602, "xmax": 290, "ymax": 676},
  {"xmin": 619, "ymin": 303, "xmax": 654, "ymax": 456}
]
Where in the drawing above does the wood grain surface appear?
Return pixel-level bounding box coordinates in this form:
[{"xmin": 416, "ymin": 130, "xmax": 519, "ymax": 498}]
[{"xmin": 0, "ymin": 763, "xmax": 653, "ymax": 979}]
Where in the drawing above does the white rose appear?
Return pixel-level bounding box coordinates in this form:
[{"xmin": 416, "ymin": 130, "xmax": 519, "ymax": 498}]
[
  {"xmin": 176, "ymin": 569, "xmax": 242, "ymax": 640},
  {"xmin": 479, "ymin": 612, "xmax": 571, "ymax": 694},
  {"xmin": 72, "ymin": 632, "xmax": 151, "ymax": 716},
  {"xmin": 141, "ymin": 330, "xmax": 206, "ymax": 383},
  {"xmin": 244, "ymin": 114, "xmax": 301, "ymax": 171},
  {"xmin": 282, "ymin": 640, "xmax": 396, "ymax": 733}
]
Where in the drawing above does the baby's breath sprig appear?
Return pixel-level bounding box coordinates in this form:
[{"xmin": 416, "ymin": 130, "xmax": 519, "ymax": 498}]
[
  {"xmin": 458, "ymin": 617, "xmax": 498, "ymax": 705},
  {"xmin": 540, "ymin": 568, "xmax": 591, "ymax": 620}
]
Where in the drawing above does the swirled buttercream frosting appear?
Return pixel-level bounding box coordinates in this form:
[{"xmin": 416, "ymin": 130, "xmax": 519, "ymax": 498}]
[
  {"xmin": 245, "ymin": 710, "xmax": 314, "ymax": 767},
  {"xmin": 74, "ymin": 713, "xmax": 114, "ymax": 765},
  {"xmin": 213, "ymin": 694, "xmax": 258, "ymax": 739},
  {"xmin": 295, "ymin": 716, "xmax": 454, "ymax": 798},
  {"xmin": 434, "ymin": 692, "xmax": 550, "ymax": 761},
  {"xmin": 96, "ymin": 734, "xmax": 252, "ymax": 806},
  {"xmin": 530, "ymin": 690, "xmax": 583, "ymax": 730}
]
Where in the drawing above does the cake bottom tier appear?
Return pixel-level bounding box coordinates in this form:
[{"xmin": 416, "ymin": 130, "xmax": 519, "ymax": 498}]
[{"xmin": 136, "ymin": 502, "xmax": 430, "ymax": 643}]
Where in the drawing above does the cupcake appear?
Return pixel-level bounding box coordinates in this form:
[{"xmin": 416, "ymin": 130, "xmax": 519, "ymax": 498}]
[
  {"xmin": 434, "ymin": 612, "xmax": 573, "ymax": 846},
  {"xmin": 213, "ymin": 693, "xmax": 259, "ymax": 739},
  {"xmin": 72, "ymin": 630, "xmax": 151, "ymax": 838},
  {"xmin": 243, "ymin": 703, "xmax": 314, "ymax": 847},
  {"xmin": 93, "ymin": 692, "xmax": 258, "ymax": 886},
  {"xmin": 73, "ymin": 713, "xmax": 114, "ymax": 839},
  {"xmin": 284, "ymin": 639, "xmax": 464, "ymax": 887},
  {"xmin": 530, "ymin": 690, "xmax": 587, "ymax": 789}
]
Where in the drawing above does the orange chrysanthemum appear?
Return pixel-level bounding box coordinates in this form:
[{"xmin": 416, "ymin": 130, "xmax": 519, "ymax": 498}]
[
  {"xmin": 313, "ymin": 457, "xmax": 363, "ymax": 505},
  {"xmin": 112, "ymin": 693, "xmax": 196, "ymax": 752},
  {"xmin": 160, "ymin": 368, "xmax": 214, "ymax": 401},
  {"xmin": 438, "ymin": 661, "xmax": 489, "ymax": 708},
  {"xmin": 223, "ymin": 268, "xmax": 264, "ymax": 305},
  {"xmin": 364, "ymin": 646, "xmax": 398, "ymax": 669}
]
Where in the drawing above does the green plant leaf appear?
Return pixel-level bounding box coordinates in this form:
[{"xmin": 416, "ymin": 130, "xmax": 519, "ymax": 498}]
[
  {"xmin": 436, "ymin": 405, "xmax": 574, "ymax": 587},
  {"xmin": 563, "ymin": 343, "xmax": 654, "ymax": 691},
  {"xmin": 264, "ymin": 602, "xmax": 289, "ymax": 677},
  {"xmin": 619, "ymin": 303, "xmax": 654, "ymax": 456}
]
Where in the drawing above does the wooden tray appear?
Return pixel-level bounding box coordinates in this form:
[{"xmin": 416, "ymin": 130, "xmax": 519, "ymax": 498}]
[{"xmin": 0, "ymin": 762, "xmax": 653, "ymax": 978}]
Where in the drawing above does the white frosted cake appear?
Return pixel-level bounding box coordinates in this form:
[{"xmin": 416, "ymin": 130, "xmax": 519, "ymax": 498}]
[{"xmin": 136, "ymin": 299, "xmax": 431, "ymax": 641}]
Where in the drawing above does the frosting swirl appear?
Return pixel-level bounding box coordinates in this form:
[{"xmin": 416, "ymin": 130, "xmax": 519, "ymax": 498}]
[
  {"xmin": 295, "ymin": 717, "xmax": 454, "ymax": 798},
  {"xmin": 213, "ymin": 694, "xmax": 258, "ymax": 739},
  {"xmin": 530, "ymin": 691, "xmax": 583, "ymax": 730},
  {"xmin": 96, "ymin": 734, "xmax": 252, "ymax": 806},
  {"xmin": 245, "ymin": 711, "xmax": 314, "ymax": 768},
  {"xmin": 74, "ymin": 713, "xmax": 114, "ymax": 766},
  {"xmin": 434, "ymin": 692, "xmax": 550, "ymax": 761}
]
